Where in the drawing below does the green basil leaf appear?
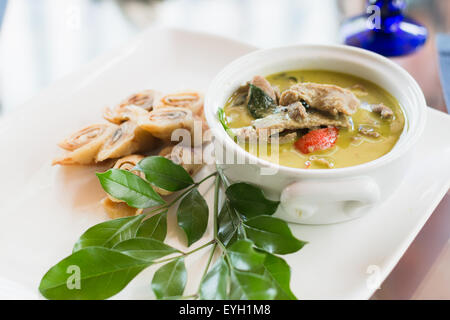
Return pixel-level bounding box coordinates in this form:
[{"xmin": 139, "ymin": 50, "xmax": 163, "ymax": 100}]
[
  {"xmin": 177, "ymin": 188, "xmax": 209, "ymax": 246},
  {"xmin": 39, "ymin": 247, "xmax": 150, "ymax": 300},
  {"xmin": 96, "ymin": 169, "xmax": 165, "ymax": 208},
  {"xmin": 244, "ymin": 216, "xmax": 307, "ymax": 254},
  {"xmin": 247, "ymin": 83, "xmax": 277, "ymax": 119},
  {"xmin": 217, "ymin": 200, "xmax": 241, "ymax": 247},
  {"xmin": 151, "ymin": 258, "xmax": 187, "ymax": 300},
  {"xmin": 228, "ymin": 239, "xmax": 265, "ymax": 271},
  {"xmin": 112, "ymin": 238, "xmax": 179, "ymax": 262},
  {"xmin": 260, "ymin": 251, "xmax": 297, "ymax": 300},
  {"xmin": 73, "ymin": 214, "xmax": 144, "ymax": 252},
  {"xmin": 136, "ymin": 156, "xmax": 194, "ymax": 191},
  {"xmin": 199, "ymin": 257, "xmax": 229, "ymax": 300},
  {"xmin": 229, "ymin": 269, "xmax": 277, "ymax": 300},
  {"xmin": 226, "ymin": 183, "xmax": 279, "ymax": 218},
  {"xmin": 136, "ymin": 211, "xmax": 167, "ymax": 241}
]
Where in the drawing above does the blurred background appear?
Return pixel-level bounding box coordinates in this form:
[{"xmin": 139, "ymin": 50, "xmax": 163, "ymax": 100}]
[
  {"xmin": 0, "ymin": 0, "xmax": 449, "ymax": 113},
  {"xmin": 0, "ymin": 0, "xmax": 448, "ymax": 300}
]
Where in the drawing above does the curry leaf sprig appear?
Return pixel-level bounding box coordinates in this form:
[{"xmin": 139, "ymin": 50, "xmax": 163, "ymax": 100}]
[{"xmin": 39, "ymin": 156, "xmax": 307, "ymax": 300}]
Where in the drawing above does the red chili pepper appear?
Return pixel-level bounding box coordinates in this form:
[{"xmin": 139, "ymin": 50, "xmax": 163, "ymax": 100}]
[{"xmin": 294, "ymin": 127, "xmax": 339, "ymax": 154}]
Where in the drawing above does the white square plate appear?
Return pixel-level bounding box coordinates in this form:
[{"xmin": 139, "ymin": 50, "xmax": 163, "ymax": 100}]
[{"xmin": 0, "ymin": 27, "xmax": 449, "ymax": 300}]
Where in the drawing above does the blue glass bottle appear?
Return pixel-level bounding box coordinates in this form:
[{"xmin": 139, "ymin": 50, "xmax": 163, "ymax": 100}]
[{"xmin": 341, "ymin": 0, "xmax": 428, "ymax": 57}]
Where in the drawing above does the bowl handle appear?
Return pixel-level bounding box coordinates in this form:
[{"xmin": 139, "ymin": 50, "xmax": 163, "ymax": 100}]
[{"xmin": 279, "ymin": 176, "xmax": 380, "ymax": 223}]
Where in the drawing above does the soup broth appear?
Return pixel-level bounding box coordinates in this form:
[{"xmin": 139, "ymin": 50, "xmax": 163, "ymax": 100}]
[{"xmin": 223, "ymin": 70, "xmax": 406, "ymax": 169}]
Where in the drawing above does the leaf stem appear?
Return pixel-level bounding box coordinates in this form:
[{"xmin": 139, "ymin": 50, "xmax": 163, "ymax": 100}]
[
  {"xmin": 152, "ymin": 239, "xmax": 216, "ymax": 265},
  {"xmin": 215, "ymin": 165, "xmax": 247, "ymax": 237},
  {"xmin": 216, "ymin": 238, "xmax": 233, "ymax": 271},
  {"xmin": 212, "ymin": 170, "xmax": 233, "ymax": 256},
  {"xmin": 216, "ymin": 165, "xmax": 230, "ymax": 188},
  {"xmin": 213, "ymin": 175, "xmax": 221, "ymax": 238},
  {"xmin": 200, "ymin": 243, "xmax": 217, "ymax": 283},
  {"xmin": 144, "ymin": 171, "xmax": 218, "ymax": 216},
  {"xmin": 181, "ymin": 239, "xmax": 216, "ymax": 256},
  {"xmin": 151, "ymin": 255, "xmax": 181, "ymax": 265},
  {"xmin": 144, "ymin": 206, "xmax": 168, "ymax": 216},
  {"xmin": 165, "ymin": 172, "xmax": 218, "ymax": 207},
  {"xmin": 196, "ymin": 171, "xmax": 219, "ymax": 185}
]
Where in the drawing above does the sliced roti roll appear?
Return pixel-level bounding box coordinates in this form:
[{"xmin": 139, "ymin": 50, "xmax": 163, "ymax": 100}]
[
  {"xmin": 52, "ymin": 123, "xmax": 117, "ymax": 165},
  {"xmin": 96, "ymin": 121, "xmax": 158, "ymax": 162},
  {"xmin": 103, "ymin": 89, "xmax": 163, "ymax": 124},
  {"xmin": 155, "ymin": 91, "xmax": 204, "ymax": 115},
  {"xmin": 101, "ymin": 197, "xmax": 143, "ymax": 219},
  {"xmin": 137, "ymin": 107, "xmax": 195, "ymax": 142}
]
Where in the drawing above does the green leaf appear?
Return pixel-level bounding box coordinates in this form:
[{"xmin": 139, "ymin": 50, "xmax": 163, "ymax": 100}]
[
  {"xmin": 199, "ymin": 257, "xmax": 229, "ymax": 300},
  {"xmin": 217, "ymin": 108, "xmax": 229, "ymax": 131},
  {"xmin": 247, "ymin": 83, "xmax": 277, "ymax": 119},
  {"xmin": 152, "ymin": 258, "xmax": 187, "ymax": 300},
  {"xmin": 136, "ymin": 156, "xmax": 194, "ymax": 192},
  {"xmin": 244, "ymin": 216, "xmax": 307, "ymax": 254},
  {"xmin": 229, "ymin": 269, "xmax": 277, "ymax": 300},
  {"xmin": 136, "ymin": 211, "xmax": 167, "ymax": 241},
  {"xmin": 73, "ymin": 214, "xmax": 144, "ymax": 252},
  {"xmin": 96, "ymin": 169, "xmax": 165, "ymax": 208},
  {"xmin": 39, "ymin": 247, "xmax": 150, "ymax": 300},
  {"xmin": 260, "ymin": 251, "xmax": 297, "ymax": 300},
  {"xmin": 226, "ymin": 183, "xmax": 279, "ymax": 218},
  {"xmin": 217, "ymin": 200, "xmax": 241, "ymax": 247},
  {"xmin": 217, "ymin": 108, "xmax": 235, "ymax": 139},
  {"xmin": 228, "ymin": 239, "xmax": 265, "ymax": 271},
  {"xmin": 112, "ymin": 238, "xmax": 179, "ymax": 262},
  {"xmin": 177, "ymin": 188, "xmax": 209, "ymax": 246}
]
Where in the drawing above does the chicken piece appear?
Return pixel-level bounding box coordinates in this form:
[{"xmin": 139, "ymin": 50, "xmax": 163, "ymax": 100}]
[
  {"xmin": 138, "ymin": 107, "xmax": 195, "ymax": 142},
  {"xmin": 287, "ymin": 101, "xmax": 308, "ymax": 121},
  {"xmin": 103, "ymin": 90, "xmax": 162, "ymax": 124},
  {"xmin": 253, "ymin": 109, "xmax": 351, "ymax": 131},
  {"xmin": 279, "ymin": 89, "xmax": 300, "ymax": 106},
  {"xmin": 232, "ymin": 126, "xmax": 283, "ymax": 144},
  {"xmin": 96, "ymin": 121, "xmax": 158, "ymax": 162},
  {"xmin": 278, "ymin": 132, "xmax": 298, "ymax": 144},
  {"xmin": 281, "ymin": 83, "xmax": 360, "ymax": 115},
  {"xmin": 370, "ymin": 103, "xmax": 394, "ymax": 119},
  {"xmin": 231, "ymin": 126, "xmax": 298, "ymax": 145},
  {"xmin": 52, "ymin": 124, "xmax": 117, "ymax": 165}
]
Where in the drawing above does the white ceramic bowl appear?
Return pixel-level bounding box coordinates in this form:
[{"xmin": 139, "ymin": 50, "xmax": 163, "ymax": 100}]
[{"xmin": 204, "ymin": 44, "xmax": 427, "ymax": 224}]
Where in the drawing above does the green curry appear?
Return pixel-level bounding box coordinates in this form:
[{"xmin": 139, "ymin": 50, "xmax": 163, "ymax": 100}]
[{"xmin": 223, "ymin": 70, "xmax": 406, "ymax": 169}]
